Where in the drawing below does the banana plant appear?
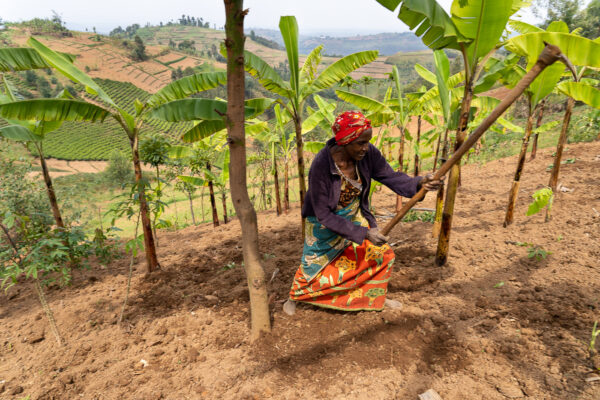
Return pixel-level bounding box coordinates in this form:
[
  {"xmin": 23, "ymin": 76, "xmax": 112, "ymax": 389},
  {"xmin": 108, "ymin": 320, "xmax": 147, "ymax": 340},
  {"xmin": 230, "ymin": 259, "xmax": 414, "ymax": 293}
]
[
  {"xmin": 502, "ymin": 24, "xmax": 600, "ymax": 226},
  {"xmin": 0, "ymin": 37, "xmax": 229, "ymax": 274},
  {"xmin": 376, "ymin": 0, "xmax": 534, "ymax": 266},
  {"xmin": 273, "ymin": 104, "xmax": 296, "ymax": 213},
  {"xmin": 0, "ymin": 85, "xmax": 75, "ymax": 229},
  {"xmin": 238, "ymin": 15, "xmax": 378, "ymax": 234}
]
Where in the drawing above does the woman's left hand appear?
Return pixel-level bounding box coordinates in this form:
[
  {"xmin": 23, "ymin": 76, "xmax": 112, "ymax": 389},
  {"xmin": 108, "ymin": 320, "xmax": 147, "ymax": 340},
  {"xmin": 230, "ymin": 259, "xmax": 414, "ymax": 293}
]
[{"xmin": 420, "ymin": 173, "xmax": 445, "ymax": 191}]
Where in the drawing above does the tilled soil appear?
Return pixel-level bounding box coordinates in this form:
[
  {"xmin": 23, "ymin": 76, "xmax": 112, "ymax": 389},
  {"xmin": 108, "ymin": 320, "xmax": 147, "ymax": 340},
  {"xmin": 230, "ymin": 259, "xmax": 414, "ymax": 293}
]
[{"xmin": 1, "ymin": 142, "xmax": 599, "ymax": 399}]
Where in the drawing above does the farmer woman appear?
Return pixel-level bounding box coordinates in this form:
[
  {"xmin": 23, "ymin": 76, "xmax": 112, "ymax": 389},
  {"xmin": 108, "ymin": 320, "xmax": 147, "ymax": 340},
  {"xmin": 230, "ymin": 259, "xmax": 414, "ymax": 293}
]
[{"xmin": 283, "ymin": 111, "xmax": 443, "ymax": 315}]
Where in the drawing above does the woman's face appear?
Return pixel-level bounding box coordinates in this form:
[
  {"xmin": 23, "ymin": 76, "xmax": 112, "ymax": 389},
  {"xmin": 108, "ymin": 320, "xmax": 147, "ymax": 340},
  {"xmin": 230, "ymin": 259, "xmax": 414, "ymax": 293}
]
[{"xmin": 343, "ymin": 129, "xmax": 373, "ymax": 161}]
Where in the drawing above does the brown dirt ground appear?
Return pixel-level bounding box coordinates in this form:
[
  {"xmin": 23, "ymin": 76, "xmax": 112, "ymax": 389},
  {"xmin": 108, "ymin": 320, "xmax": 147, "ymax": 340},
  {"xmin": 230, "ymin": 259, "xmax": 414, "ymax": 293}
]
[{"xmin": 1, "ymin": 141, "xmax": 600, "ymax": 399}]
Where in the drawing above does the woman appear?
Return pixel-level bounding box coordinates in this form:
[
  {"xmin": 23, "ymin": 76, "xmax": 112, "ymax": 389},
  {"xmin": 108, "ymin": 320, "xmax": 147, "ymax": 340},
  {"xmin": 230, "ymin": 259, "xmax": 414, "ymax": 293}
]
[{"xmin": 284, "ymin": 111, "xmax": 443, "ymax": 315}]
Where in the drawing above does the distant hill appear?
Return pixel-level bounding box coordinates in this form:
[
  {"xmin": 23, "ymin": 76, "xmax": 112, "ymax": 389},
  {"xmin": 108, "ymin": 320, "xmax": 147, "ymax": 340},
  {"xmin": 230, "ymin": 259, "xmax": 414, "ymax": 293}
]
[{"xmin": 248, "ymin": 29, "xmax": 426, "ymax": 56}]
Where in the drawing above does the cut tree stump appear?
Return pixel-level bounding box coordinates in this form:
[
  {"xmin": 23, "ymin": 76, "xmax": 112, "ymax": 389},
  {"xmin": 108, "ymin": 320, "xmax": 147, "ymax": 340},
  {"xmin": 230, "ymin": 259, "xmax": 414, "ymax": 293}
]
[{"xmin": 418, "ymin": 389, "xmax": 443, "ymax": 400}]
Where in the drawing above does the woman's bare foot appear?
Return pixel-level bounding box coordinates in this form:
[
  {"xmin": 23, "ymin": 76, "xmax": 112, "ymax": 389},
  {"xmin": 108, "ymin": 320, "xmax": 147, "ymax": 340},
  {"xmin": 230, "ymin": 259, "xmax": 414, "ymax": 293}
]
[
  {"xmin": 384, "ymin": 298, "xmax": 403, "ymax": 310},
  {"xmin": 283, "ymin": 299, "xmax": 296, "ymax": 316}
]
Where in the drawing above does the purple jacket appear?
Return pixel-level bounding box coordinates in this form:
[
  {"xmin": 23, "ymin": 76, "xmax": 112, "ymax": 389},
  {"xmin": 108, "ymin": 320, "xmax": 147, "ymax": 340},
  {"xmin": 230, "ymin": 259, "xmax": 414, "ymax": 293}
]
[{"xmin": 301, "ymin": 138, "xmax": 423, "ymax": 244}]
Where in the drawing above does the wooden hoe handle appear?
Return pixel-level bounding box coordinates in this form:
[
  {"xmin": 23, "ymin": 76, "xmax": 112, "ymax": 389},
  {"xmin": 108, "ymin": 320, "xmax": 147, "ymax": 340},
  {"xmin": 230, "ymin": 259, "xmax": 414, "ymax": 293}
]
[{"xmin": 381, "ymin": 43, "xmax": 566, "ymax": 236}]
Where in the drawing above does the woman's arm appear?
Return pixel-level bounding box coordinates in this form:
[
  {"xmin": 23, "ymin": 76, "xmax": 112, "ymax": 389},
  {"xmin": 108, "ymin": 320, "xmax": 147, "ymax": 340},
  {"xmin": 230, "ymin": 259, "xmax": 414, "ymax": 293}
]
[{"xmin": 369, "ymin": 145, "xmax": 422, "ymax": 197}]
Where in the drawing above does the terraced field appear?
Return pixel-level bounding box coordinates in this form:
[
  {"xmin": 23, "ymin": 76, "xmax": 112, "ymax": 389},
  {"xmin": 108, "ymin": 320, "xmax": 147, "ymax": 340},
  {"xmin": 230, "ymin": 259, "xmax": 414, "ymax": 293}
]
[{"xmin": 41, "ymin": 79, "xmax": 192, "ymax": 160}]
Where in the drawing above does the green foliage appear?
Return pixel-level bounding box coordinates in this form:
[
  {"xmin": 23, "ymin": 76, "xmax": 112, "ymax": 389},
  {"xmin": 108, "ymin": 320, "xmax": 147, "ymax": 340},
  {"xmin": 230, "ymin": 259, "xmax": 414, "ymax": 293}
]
[
  {"xmin": 526, "ymin": 187, "xmax": 554, "ymax": 216},
  {"xmin": 570, "ymin": 109, "xmax": 600, "ymax": 143},
  {"xmin": 527, "ymin": 245, "xmax": 551, "ymax": 261},
  {"xmin": 402, "ymin": 210, "xmax": 435, "ymax": 223},
  {"xmin": 104, "ymin": 149, "xmax": 134, "ymax": 186},
  {"xmin": 139, "ymin": 134, "xmax": 171, "ymax": 167},
  {"xmin": 590, "ymin": 321, "xmax": 599, "ymax": 355}
]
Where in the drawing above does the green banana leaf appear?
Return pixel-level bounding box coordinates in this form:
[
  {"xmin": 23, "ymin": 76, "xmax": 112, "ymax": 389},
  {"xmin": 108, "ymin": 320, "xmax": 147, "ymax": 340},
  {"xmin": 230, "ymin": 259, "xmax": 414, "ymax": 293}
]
[
  {"xmin": 182, "ymin": 120, "xmax": 226, "ymax": 142},
  {"xmin": 300, "ymin": 45, "xmax": 323, "ymax": 83},
  {"xmin": 146, "ymin": 72, "xmax": 227, "ymax": 108},
  {"xmin": 169, "ymin": 145, "xmax": 192, "ymax": 159},
  {"xmin": 0, "ymin": 99, "xmax": 109, "ymax": 123},
  {"xmin": 508, "ymin": 20, "xmax": 543, "ymax": 34},
  {"xmin": 451, "ymin": 0, "xmax": 513, "ymax": 61},
  {"xmin": 279, "ymin": 16, "xmax": 300, "ymax": 95},
  {"xmin": 243, "ymin": 50, "xmax": 291, "ymax": 98},
  {"xmin": 415, "ymin": 63, "xmax": 437, "ymax": 84},
  {"xmin": 433, "ymin": 49, "xmax": 451, "ymax": 124},
  {"xmin": 0, "ymin": 47, "xmax": 75, "ymax": 72},
  {"xmin": 506, "ymin": 32, "xmax": 600, "ymax": 68},
  {"xmin": 0, "ymin": 125, "xmax": 42, "ymax": 141},
  {"xmin": 335, "ymin": 90, "xmax": 387, "ymax": 113},
  {"xmin": 304, "ymin": 141, "xmax": 326, "ymax": 154},
  {"xmin": 376, "ymin": 0, "xmax": 465, "ymax": 50},
  {"xmin": 178, "ymin": 175, "xmax": 207, "ymax": 187},
  {"xmin": 28, "ymin": 37, "xmax": 117, "ymax": 108},
  {"xmin": 557, "ymin": 81, "xmax": 600, "ymax": 109},
  {"xmin": 307, "ymin": 50, "xmax": 378, "ymax": 94}
]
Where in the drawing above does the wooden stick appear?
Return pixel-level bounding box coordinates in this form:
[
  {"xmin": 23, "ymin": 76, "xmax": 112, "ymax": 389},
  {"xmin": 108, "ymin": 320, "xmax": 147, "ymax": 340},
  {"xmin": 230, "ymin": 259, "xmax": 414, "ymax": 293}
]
[{"xmin": 381, "ymin": 43, "xmax": 566, "ymax": 236}]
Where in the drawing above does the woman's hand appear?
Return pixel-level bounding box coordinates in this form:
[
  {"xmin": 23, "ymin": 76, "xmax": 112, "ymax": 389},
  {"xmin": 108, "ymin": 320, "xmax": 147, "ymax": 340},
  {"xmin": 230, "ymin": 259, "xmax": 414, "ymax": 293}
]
[
  {"xmin": 366, "ymin": 228, "xmax": 389, "ymax": 246},
  {"xmin": 420, "ymin": 173, "xmax": 445, "ymax": 191}
]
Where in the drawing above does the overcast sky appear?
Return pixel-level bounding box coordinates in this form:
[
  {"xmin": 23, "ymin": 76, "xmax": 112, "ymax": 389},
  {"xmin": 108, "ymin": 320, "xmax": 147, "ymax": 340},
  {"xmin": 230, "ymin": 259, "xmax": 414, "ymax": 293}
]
[{"xmin": 3, "ymin": 0, "xmax": 539, "ymax": 36}]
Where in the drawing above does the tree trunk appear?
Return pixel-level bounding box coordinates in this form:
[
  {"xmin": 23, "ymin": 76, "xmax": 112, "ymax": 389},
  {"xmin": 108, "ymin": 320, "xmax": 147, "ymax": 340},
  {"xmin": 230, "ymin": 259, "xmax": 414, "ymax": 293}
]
[
  {"xmin": 201, "ymin": 186, "xmax": 205, "ymax": 222},
  {"xmin": 395, "ymin": 125, "xmax": 406, "ymax": 212},
  {"xmin": 153, "ymin": 165, "xmax": 160, "ymax": 246},
  {"xmin": 293, "ymin": 117, "xmax": 307, "ymax": 236},
  {"xmin": 274, "ymin": 160, "xmax": 282, "ymax": 216},
  {"xmin": 36, "ymin": 144, "xmax": 64, "ymax": 229},
  {"xmin": 131, "ymin": 135, "xmax": 160, "ymax": 273},
  {"xmin": 530, "ymin": 99, "xmax": 545, "ymax": 160},
  {"xmin": 207, "ymin": 163, "xmax": 220, "ymax": 228},
  {"xmin": 221, "ymin": 190, "xmax": 229, "ymax": 224},
  {"xmin": 188, "ymin": 191, "xmax": 196, "ymax": 225},
  {"xmin": 504, "ymin": 102, "xmax": 535, "ymax": 227},
  {"xmin": 224, "ymin": 0, "xmax": 271, "ymax": 341},
  {"xmin": 432, "ymin": 128, "xmax": 450, "ymax": 238},
  {"xmin": 284, "ymin": 160, "xmax": 290, "ymax": 213},
  {"xmin": 435, "ymin": 65, "xmax": 474, "ymax": 267},
  {"xmin": 414, "ymin": 115, "xmax": 421, "ymax": 177},
  {"xmin": 546, "ymin": 97, "xmax": 575, "ymax": 221}
]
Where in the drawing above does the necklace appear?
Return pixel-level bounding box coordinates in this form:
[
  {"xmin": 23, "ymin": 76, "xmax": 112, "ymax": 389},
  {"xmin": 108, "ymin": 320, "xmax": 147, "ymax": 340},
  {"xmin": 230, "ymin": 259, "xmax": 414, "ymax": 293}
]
[{"xmin": 334, "ymin": 161, "xmax": 362, "ymax": 190}]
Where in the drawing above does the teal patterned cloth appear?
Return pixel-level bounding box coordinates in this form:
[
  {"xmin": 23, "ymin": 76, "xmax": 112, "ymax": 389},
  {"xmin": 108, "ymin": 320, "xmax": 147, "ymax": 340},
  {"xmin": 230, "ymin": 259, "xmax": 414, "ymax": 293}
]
[{"xmin": 300, "ymin": 198, "xmax": 369, "ymax": 282}]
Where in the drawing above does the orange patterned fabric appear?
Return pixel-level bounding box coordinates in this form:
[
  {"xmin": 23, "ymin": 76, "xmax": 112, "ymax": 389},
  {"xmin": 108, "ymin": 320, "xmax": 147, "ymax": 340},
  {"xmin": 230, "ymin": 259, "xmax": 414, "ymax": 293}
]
[{"xmin": 290, "ymin": 240, "xmax": 395, "ymax": 311}]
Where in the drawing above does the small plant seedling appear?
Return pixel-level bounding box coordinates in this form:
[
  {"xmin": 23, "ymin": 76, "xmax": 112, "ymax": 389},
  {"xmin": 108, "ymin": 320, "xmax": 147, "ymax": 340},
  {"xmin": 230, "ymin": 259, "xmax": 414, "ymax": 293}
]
[
  {"xmin": 493, "ymin": 281, "xmax": 505, "ymax": 288},
  {"xmin": 564, "ymin": 157, "xmax": 576, "ymax": 164},
  {"xmin": 526, "ymin": 187, "xmax": 553, "ymax": 217},
  {"xmin": 527, "ymin": 245, "xmax": 551, "ymax": 261},
  {"xmin": 222, "ymin": 262, "xmax": 237, "ymax": 271},
  {"xmin": 556, "ymin": 235, "xmax": 563, "ymax": 242},
  {"xmin": 263, "ymin": 253, "xmax": 275, "ymax": 261}
]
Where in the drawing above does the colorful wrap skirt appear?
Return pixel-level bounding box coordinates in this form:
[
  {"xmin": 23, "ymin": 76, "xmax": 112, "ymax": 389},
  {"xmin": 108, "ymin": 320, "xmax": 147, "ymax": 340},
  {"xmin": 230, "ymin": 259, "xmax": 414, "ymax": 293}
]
[{"xmin": 289, "ymin": 198, "xmax": 395, "ymax": 311}]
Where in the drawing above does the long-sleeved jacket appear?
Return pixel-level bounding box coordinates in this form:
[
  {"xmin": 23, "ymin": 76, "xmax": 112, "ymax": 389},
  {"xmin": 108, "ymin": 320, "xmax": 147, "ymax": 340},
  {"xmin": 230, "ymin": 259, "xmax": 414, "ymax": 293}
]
[{"xmin": 301, "ymin": 138, "xmax": 423, "ymax": 244}]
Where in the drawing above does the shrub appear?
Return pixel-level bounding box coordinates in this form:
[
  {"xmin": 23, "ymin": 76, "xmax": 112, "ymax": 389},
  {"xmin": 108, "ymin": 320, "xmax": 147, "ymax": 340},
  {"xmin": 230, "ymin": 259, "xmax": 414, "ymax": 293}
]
[{"xmin": 104, "ymin": 149, "xmax": 134, "ymax": 186}]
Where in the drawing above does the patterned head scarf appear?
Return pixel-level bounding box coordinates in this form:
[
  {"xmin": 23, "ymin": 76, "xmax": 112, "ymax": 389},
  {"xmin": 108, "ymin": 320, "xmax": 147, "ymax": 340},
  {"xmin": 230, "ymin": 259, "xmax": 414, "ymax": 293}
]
[{"xmin": 332, "ymin": 111, "xmax": 372, "ymax": 146}]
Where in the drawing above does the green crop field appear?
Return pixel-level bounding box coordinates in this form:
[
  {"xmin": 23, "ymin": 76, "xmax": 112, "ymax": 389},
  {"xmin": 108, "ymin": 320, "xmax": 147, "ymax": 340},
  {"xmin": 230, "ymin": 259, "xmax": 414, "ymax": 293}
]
[{"xmin": 40, "ymin": 78, "xmax": 192, "ymax": 160}]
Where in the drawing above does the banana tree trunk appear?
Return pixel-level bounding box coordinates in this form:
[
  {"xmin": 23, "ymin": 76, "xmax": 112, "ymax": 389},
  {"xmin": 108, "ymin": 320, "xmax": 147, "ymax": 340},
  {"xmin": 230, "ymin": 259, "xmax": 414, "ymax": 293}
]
[
  {"xmin": 207, "ymin": 163, "xmax": 219, "ymax": 227},
  {"xmin": 414, "ymin": 115, "xmax": 421, "ymax": 177},
  {"xmin": 395, "ymin": 125, "xmax": 406, "ymax": 212},
  {"xmin": 224, "ymin": 0, "xmax": 270, "ymax": 340},
  {"xmin": 188, "ymin": 191, "xmax": 196, "ymax": 225},
  {"xmin": 274, "ymin": 160, "xmax": 282, "ymax": 216},
  {"xmin": 35, "ymin": 144, "xmax": 64, "ymax": 229},
  {"xmin": 284, "ymin": 160, "xmax": 290, "ymax": 213},
  {"xmin": 131, "ymin": 135, "xmax": 160, "ymax": 273},
  {"xmin": 433, "ymin": 128, "xmax": 450, "ymax": 238},
  {"xmin": 504, "ymin": 101, "xmax": 535, "ymax": 227},
  {"xmin": 546, "ymin": 97, "xmax": 575, "ymax": 221},
  {"xmin": 221, "ymin": 190, "xmax": 228, "ymax": 224},
  {"xmin": 435, "ymin": 65, "xmax": 474, "ymax": 267},
  {"xmin": 530, "ymin": 99, "xmax": 545, "ymax": 160},
  {"xmin": 293, "ymin": 117, "xmax": 306, "ymax": 235}
]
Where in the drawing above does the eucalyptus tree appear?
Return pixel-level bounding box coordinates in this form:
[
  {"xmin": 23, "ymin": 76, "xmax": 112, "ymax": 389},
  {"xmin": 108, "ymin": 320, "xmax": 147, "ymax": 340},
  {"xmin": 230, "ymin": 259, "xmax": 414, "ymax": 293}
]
[
  {"xmin": 241, "ymin": 15, "xmax": 378, "ymax": 231},
  {"xmin": 376, "ymin": 0, "xmax": 527, "ymax": 266},
  {"xmin": 0, "ymin": 37, "xmax": 228, "ymax": 273},
  {"xmin": 224, "ymin": 0, "xmax": 271, "ymax": 339},
  {"xmin": 503, "ymin": 26, "xmax": 600, "ymax": 225}
]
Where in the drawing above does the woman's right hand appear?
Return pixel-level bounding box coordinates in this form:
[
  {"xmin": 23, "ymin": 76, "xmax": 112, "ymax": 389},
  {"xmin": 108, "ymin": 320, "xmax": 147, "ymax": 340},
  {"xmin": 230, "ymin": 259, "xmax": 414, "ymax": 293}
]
[{"xmin": 366, "ymin": 228, "xmax": 389, "ymax": 246}]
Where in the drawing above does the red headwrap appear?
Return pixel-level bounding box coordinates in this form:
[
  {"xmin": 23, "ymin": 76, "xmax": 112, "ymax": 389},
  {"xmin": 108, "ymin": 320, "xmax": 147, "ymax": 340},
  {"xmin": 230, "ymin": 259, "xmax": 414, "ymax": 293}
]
[{"xmin": 332, "ymin": 111, "xmax": 372, "ymax": 145}]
